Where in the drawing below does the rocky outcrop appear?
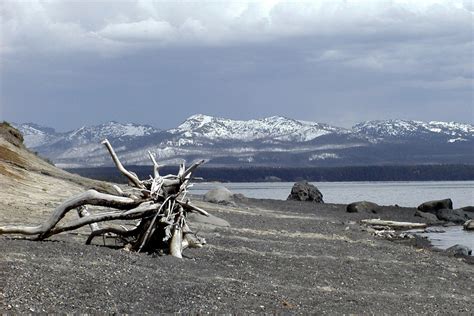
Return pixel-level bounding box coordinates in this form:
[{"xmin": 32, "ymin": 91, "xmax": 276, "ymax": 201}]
[
  {"xmin": 287, "ymin": 181, "xmax": 324, "ymax": 203},
  {"xmin": 0, "ymin": 122, "xmax": 24, "ymax": 148},
  {"xmin": 417, "ymin": 199, "xmax": 453, "ymax": 213},
  {"xmin": 347, "ymin": 201, "xmax": 379, "ymax": 213}
]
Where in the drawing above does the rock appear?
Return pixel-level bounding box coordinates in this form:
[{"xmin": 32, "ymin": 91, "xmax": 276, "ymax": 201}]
[
  {"xmin": 423, "ymin": 227, "xmax": 445, "ymax": 233},
  {"xmin": 263, "ymin": 176, "xmax": 282, "ymax": 182},
  {"xmin": 187, "ymin": 213, "xmax": 230, "ymax": 227},
  {"xmin": 445, "ymin": 244, "xmax": 472, "ymax": 257},
  {"xmin": 0, "ymin": 122, "xmax": 24, "ymax": 148},
  {"xmin": 464, "ymin": 220, "xmax": 474, "ymax": 231},
  {"xmin": 417, "ymin": 199, "xmax": 453, "ymax": 213},
  {"xmin": 287, "ymin": 181, "xmax": 323, "ymax": 203},
  {"xmin": 436, "ymin": 208, "xmax": 472, "ymax": 224},
  {"xmin": 233, "ymin": 193, "xmax": 248, "ymax": 202},
  {"xmin": 414, "ymin": 210, "xmax": 439, "ymax": 223},
  {"xmin": 203, "ymin": 186, "xmax": 235, "ymax": 205},
  {"xmin": 346, "ymin": 201, "xmax": 379, "ymax": 213},
  {"xmin": 461, "ymin": 206, "xmax": 474, "ymax": 213}
]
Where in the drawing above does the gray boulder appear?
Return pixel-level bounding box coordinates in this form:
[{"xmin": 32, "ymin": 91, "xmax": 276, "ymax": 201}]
[
  {"xmin": 446, "ymin": 244, "xmax": 472, "ymax": 257},
  {"xmin": 233, "ymin": 193, "xmax": 248, "ymax": 202},
  {"xmin": 461, "ymin": 206, "xmax": 474, "ymax": 213},
  {"xmin": 346, "ymin": 201, "xmax": 379, "ymax": 213},
  {"xmin": 287, "ymin": 181, "xmax": 324, "ymax": 203},
  {"xmin": 464, "ymin": 220, "xmax": 474, "ymax": 231},
  {"xmin": 436, "ymin": 208, "xmax": 472, "ymax": 224},
  {"xmin": 417, "ymin": 199, "xmax": 453, "ymax": 213},
  {"xmin": 414, "ymin": 210, "xmax": 440, "ymax": 224},
  {"xmin": 203, "ymin": 186, "xmax": 235, "ymax": 205}
]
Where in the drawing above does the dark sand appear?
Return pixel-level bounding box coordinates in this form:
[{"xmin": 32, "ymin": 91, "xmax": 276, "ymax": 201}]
[{"xmin": 1, "ymin": 198, "xmax": 473, "ymax": 314}]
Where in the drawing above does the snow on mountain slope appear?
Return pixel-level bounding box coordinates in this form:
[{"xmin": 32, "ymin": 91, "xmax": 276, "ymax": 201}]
[
  {"xmin": 15, "ymin": 123, "xmax": 61, "ymax": 148},
  {"xmin": 16, "ymin": 122, "xmax": 161, "ymax": 148},
  {"xmin": 169, "ymin": 114, "xmax": 345, "ymax": 142},
  {"xmin": 353, "ymin": 120, "xmax": 474, "ymax": 139},
  {"xmin": 64, "ymin": 122, "xmax": 160, "ymax": 143},
  {"xmin": 14, "ymin": 115, "xmax": 473, "ymax": 168}
]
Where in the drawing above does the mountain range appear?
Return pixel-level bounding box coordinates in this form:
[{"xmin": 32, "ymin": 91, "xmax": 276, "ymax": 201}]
[{"xmin": 14, "ymin": 114, "xmax": 474, "ymax": 168}]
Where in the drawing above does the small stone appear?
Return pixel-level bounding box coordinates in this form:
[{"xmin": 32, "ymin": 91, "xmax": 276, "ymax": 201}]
[{"xmin": 464, "ymin": 220, "xmax": 474, "ymax": 231}]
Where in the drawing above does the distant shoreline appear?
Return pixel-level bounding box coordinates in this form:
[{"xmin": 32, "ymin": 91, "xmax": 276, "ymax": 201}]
[{"xmin": 66, "ymin": 164, "xmax": 474, "ymax": 183}]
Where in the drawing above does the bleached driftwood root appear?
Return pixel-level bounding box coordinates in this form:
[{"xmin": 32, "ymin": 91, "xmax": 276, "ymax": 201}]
[
  {"xmin": 0, "ymin": 139, "xmax": 208, "ymax": 258},
  {"xmin": 361, "ymin": 219, "xmax": 427, "ymax": 229}
]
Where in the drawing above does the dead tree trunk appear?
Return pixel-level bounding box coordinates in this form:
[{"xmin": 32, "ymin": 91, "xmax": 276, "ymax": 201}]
[{"xmin": 0, "ymin": 139, "xmax": 208, "ymax": 257}]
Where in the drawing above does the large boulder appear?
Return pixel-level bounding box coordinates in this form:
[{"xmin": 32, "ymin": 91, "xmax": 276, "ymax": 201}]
[
  {"xmin": 287, "ymin": 181, "xmax": 324, "ymax": 203},
  {"xmin": 436, "ymin": 208, "xmax": 473, "ymax": 224},
  {"xmin": 461, "ymin": 206, "xmax": 474, "ymax": 213},
  {"xmin": 203, "ymin": 186, "xmax": 235, "ymax": 205},
  {"xmin": 445, "ymin": 244, "xmax": 472, "ymax": 257},
  {"xmin": 347, "ymin": 201, "xmax": 379, "ymax": 213},
  {"xmin": 417, "ymin": 199, "xmax": 453, "ymax": 213}
]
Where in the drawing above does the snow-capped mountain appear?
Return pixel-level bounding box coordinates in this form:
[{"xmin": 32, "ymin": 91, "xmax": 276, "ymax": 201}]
[
  {"xmin": 169, "ymin": 114, "xmax": 346, "ymax": 143},
  {"xmin": 14, "ymin": 115, "xmax": 474, "ymax": 168},
  {"xmin": 63, "ymin": 121, "xmax": 160, "ymax": 144},
  {"xmin": 354, "ymin": 120, "xmax": 474, "ymax": 142},
  {"xmin": 17, "ymin": 121, "xmax": 161, "ymax": 148}
]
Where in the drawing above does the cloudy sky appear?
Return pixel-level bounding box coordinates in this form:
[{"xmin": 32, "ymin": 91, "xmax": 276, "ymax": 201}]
[{"xmin": 1, "ymin": 0, "xmax": 473, "ymax": 131}]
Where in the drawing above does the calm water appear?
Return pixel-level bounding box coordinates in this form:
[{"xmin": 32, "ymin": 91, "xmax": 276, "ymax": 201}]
[
  {"xmin": 191, "ymin": 181, "xmax": 474, "ymax": 253},
  {"xmin": 410, "ymin": 226, "xmax": 474, "ymax": 254},
  {"xmin": 191, "ymin": 181, "xmax": 474, "ymax": 208}
]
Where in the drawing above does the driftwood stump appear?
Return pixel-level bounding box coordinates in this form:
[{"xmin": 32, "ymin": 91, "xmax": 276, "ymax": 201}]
[{"xmin": 0, "ymin": 139, "xmax": 209, "ymax": 258}]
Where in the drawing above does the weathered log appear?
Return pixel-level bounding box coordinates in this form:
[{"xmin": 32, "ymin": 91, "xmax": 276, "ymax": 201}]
[
  {"xmin": 137, "ymin": 197, "xmax": 171, "ymax": 252},
  {"xmin": 40, "ymin": 201, "xmax": 159, "ymax": 239},
  {"xmin": 102, "ymin": 139, "xmax": 145, "ymax": 189},
  {"xmin": 0, "ymin": 190, "xmax": 142, "ymax": 236},
  {"xmin": 170, "ymin": 226, "xmax": 183, "ymax": 258},
  {"xmin": 176, "ymin": 200, "xmax": 209, "ymax": 217},
  {"xmin": 85, "ymin": 226, "xmax": 138, "ymax": 245},
  {"xmin": 0, "ymin": 139, "xmax": 209, "ymax": 257},
  {"xmin": 361, "ymin": 219, "xmax": 427, "ymax": 229},
  {"xmin": 77, "ymin": 206, "xmax": 100, "ymax": 232}
]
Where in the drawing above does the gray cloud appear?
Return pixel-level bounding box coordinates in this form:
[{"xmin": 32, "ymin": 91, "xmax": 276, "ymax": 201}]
[{"xmin": 1, "ymin": 0, "xmax": 472, "ymax": 130}]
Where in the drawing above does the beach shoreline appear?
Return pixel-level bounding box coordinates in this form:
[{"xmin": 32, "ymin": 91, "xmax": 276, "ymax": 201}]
[{"xmin": 1, "ymin": 196, "xmax": 473, "ymax": 313}]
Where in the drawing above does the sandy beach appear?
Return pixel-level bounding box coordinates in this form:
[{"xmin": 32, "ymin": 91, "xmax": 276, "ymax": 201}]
[{"xmin": 1, "ymin": 196, "xmax": 473, "ymax": 314}]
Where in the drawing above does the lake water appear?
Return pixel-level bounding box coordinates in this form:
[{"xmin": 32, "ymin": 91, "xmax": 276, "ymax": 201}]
[
  {"xmin": 191, "ymin": 181, "xmax": 474, "ymax": 254},
  {"xmin": 191, "ymin": 181, "xmax": 474, "ymax": 208},
  {"xmin": 410, "ymin": 226, "xmax": 474, "ymax": 254}
]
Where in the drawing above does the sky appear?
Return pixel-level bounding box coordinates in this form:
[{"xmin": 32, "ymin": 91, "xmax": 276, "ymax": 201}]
[{"xmin": 0, "ymin": 0, "xmax": 473, "ymax": 131}]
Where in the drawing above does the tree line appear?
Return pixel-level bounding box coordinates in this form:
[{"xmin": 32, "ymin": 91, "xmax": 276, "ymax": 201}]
[{"xmin": 67, "ymin": 164, "xmax": 474, "ymax": 183}]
